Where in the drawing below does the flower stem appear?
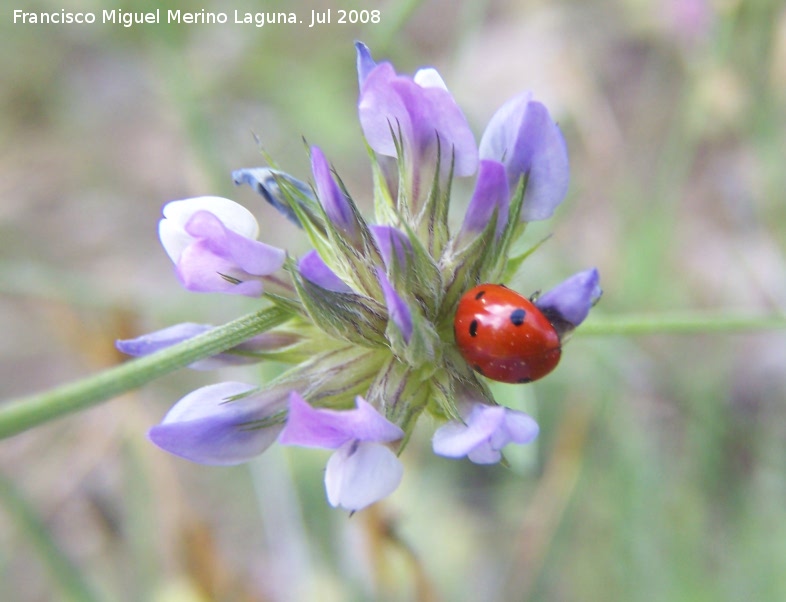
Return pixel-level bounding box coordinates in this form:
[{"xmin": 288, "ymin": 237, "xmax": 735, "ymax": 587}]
[
  {"xmin": 578, "ymin": 312, "xmax": 786, "ymax": 336},
  {"xmin": 0, "ymin": 305, "xmax": 292, "ymax": 440}
]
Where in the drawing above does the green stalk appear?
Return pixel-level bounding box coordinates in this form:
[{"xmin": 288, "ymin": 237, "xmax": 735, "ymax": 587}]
[
  {"xmin": 0, "ymin": 309, "xmax": 782, "ymax": 441},
  {"xmin": 578, "ymin": 312, "xmax": 786, "ymax": 336},
  {"xmin": 0, "ymin": 305, "xmax": 291, "ymax": 440}
]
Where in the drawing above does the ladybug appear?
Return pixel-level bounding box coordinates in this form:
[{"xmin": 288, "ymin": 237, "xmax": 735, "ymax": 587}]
[{"xmin": 454, "ymin": 284, "xmax": 561, "ymax": 384}]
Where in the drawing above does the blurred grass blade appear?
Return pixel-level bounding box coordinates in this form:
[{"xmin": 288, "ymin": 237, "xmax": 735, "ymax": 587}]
[{"xmin": 0, "ymin": 472, "xmax": 101, "ymax": 602}]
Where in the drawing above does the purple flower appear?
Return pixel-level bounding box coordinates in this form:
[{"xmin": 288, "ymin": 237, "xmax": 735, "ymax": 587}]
[
  {"xmin": 298, "ymin": 250, "xmax": 353, "ymax": 293},
  {"xmin": 116, "ymin": 322, "xmax": 300, "ymax": 370},
  {"xmin": 355, "ymin": 40, "xmax": 376, "ymax": 88},
  {"xmin": 432, "ymin": 401, "xmax": 539, "ymax": 465},
  {"xmin": 458, "ymin": 159, "xmax": 510, "ymax": 242},
  {"xmin": 279, "ymin": 392, "xmax": 404, "ymax": 511},
  {"xmin": 159, "ymin": 197, "xmax": 286, "ymax": 297},
  {"xmin": 479, "ymin": 92, "xmax": 569, "ymax": 222},
  {"xmin": 149, "ymin": 382, "xmax": 287, "ymax": 465},
  {"xmin": 535, "ymin": 268, "xmax": 602, "ymax": 335},
  {"xmin": 376, "ymin": 269, "xmax": 413, "ymax": 344},
  {"xmin": 232, "ymin": 167, "xmax": 315, "ymax": 227},
  {"xmin": 356, "ymin": 43, "xmax": 478, "ymax": 189},
  {"xmin": 311, "ymin": 146, "xmax": 360, "ymax": 242},
  {"xmin": 370, "ymin": 225, "xmax": 412, "ymax": 270}
]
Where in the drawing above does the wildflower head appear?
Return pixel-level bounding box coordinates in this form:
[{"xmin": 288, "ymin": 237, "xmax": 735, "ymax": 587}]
[{"xmin": 124, "ymin": 43, "xmax": 600, "ymax": 512}]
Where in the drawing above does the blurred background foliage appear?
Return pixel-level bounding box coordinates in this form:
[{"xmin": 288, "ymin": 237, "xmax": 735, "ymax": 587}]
[{"xmin": 1, "ymin": 0, "xmax": 785, "ymax": 600}]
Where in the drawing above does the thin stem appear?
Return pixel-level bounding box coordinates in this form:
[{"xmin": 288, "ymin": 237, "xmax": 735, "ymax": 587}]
[
  {"xmin": 0, "ymin": 305, "xmax": 292, "ymax": 440},
  {"xmin": 578, "ymin": 312, "xmax": 786, "ymax": 336}
]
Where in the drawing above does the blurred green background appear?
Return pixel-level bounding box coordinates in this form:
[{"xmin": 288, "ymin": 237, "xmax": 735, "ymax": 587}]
[{"xmin": 2, "ymin": 0, "xmax": 785, "ymax": 600}]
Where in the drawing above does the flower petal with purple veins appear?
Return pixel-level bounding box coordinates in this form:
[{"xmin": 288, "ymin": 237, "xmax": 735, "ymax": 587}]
[
  {"xmin": 479, "ymin": 93, "xmax": 569, "ymax": 222},
  {"xmin": 535, "ymin": 268, "xmax": 602, "ymax": 328},
  {"xmin": 325, "ymin": 440, "xmax": 403, "ymax": 511},
  {"xmin": 148, "ymin": 382, "xmax": 286, "ymax": 465},
  {"xmin": 376, "ymin": 270, "xmax": 413, "ymax": 344},
  {"xmin": 279, "ymin": 392, "xmax": 404, "ymax": 449},
  {"xmin": 298, "ymin": 250, "xmax": 353, "ymax": 293}
]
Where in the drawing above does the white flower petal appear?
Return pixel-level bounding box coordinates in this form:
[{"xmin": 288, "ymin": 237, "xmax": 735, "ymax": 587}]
[
  {"xmin": 413, "ymin": 67, "xmax": 448, "ymax": 91},
  {"xmin": 324, "ymin": 441, "xmax": 403, "ymax": 511},
  {"xmin": 159, "ymin": 196, "xmax": 260, "ymax": 263}
]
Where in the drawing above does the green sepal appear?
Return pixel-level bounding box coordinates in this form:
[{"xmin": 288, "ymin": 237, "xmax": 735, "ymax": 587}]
[
  {"xmin": 267, "ymin": 344, "xmax": 388, "ymax": 409},
  {"xmin": 289, "ymin": 259, "xmax": 388, "ymax": 347},
  {"xmin": 386, "ymin": 218, "xmax": 444, "ymax": 320},
  {"xmin": 385, "ymin": 290, "xmax": 442, "ymax": 369},
  {"xmin": 437, "ymin": 208, "xmax": 501, "ymax": 325},
  {"xmin": 365, "ymin": 357, "xmax": 431, "ymax": 445},
  {"xmin": 367, "ymin": 143, "xmax": 398, "ymax": 227},
  {"xmin": 267, "ymin": 169, "xmax": 326, "ymax": 234},
  {"xmin": 487, "ymin": 173, "xmax": 529, "ymax": 280},
  {"xmin": 413, "ymin": 136, "xmax": 454, "ymax": 259},
  {"xmin": 501, "ymin": 233, "xmax": 553, "ymax": 283}
]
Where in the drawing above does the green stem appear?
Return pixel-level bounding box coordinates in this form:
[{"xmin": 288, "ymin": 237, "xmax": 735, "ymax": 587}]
[
  {"xmin": 0, "ymin": 305, "xmax": 292, "ymax": 440},
  {"xmin": 578, "ymin": 312, "xmax": 786, "ymax": 336}
]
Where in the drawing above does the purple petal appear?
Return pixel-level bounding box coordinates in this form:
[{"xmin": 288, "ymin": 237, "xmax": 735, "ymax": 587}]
[
  {"xmin": 358, "ymin": 62, "xmax": 477, "ymax": 177},
  {"xmin": 279, "ymin": 393, "xmax": 404, "ymax": 450},
  {"xmin": 479, "ymin": 94, "xmax": 569, "ymax": 221},
  {"xmin": 175, "ymin": 210, "xmax": 286, "ymax": 296},
  {"xmin": 116, "ymin": 323, "xmax": 297, "ymax": 370},
  {"xmin": 460, "ymin": 159, "xmax": 510, "ymax": 240},
  {"xmin": 432, "ymin": 403, "xmax": 539, "ymax": 465},
  {"xmin": 148, "ymin": 382, "xmax": 286, "ymax": 465},
  {"xmin": 535, "ymin": 268, "xmax": 602, "ymax": 328},
  {"xmin": 298, "ymin": 250, "xmax": 353, "ymax": 293},
  {"xmin": 184, "ymin": 210, "xmax": 285, "ymax": 276},
  {"xmin": 159, "ymin": 196, "xmax": 259, "ymax": 263},
  {"xmin": 370, "ymin": 225, "xmax": 412, "ymax": 269},
  {"xmin": 176, "ymin": 240, "xmax": 264, "ymax": 296},
  {"xmin": 116, "ymin": 323, "xmax": 211, "ymax": 357},
  {"xmin": 311, "ymin": 146, "xmax": 359, "ymax": 241},
  {"xmin": 432, "ymin": 404, "xmax": 506, "ymax": 458},
  {"xmin": 325, "ymin": 440, "xmax": 403, "ymax": 511},
  {"xmin": 355, "ymin": 41, "xmax": 377, "ymax": 89},
  {"xmin": 232, "ymin": 167, "xmax": 314, "ymax": 227},
  {"xmin": 376, "ymin": 269, "xmax": 413, "ymax": 344}
]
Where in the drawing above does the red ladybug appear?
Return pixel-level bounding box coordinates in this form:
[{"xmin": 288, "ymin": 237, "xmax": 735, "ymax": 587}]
[{"xmin": 454, "ymin": 284, "xmax": 561, "ymax": 384}]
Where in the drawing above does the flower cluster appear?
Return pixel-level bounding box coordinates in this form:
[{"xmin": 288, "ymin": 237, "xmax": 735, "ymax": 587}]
[{"xmin": 118, "ymin": 43, "xmax": 601, "ymax": 512}]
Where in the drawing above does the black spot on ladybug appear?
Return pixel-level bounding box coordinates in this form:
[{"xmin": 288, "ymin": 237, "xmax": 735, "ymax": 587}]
[
  {"xmin": 510, "ymin": 308, "xmax": 526, "ymax": 326},
  {"xmin": 474, "ymin": 290, "xmax": 486, "ymax": 301},
  {"xmin": 517, "ymin": 377, "xmax": 533, "ymax": 384},
  {"xmin": 469, "ymin": 319, "xmax": 478, "ymax": 337}
]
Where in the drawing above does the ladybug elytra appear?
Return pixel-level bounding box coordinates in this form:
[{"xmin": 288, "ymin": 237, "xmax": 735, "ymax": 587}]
[{"xmin": 454, "ymin": 284, "xmax": 561, "ymax": 384}]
